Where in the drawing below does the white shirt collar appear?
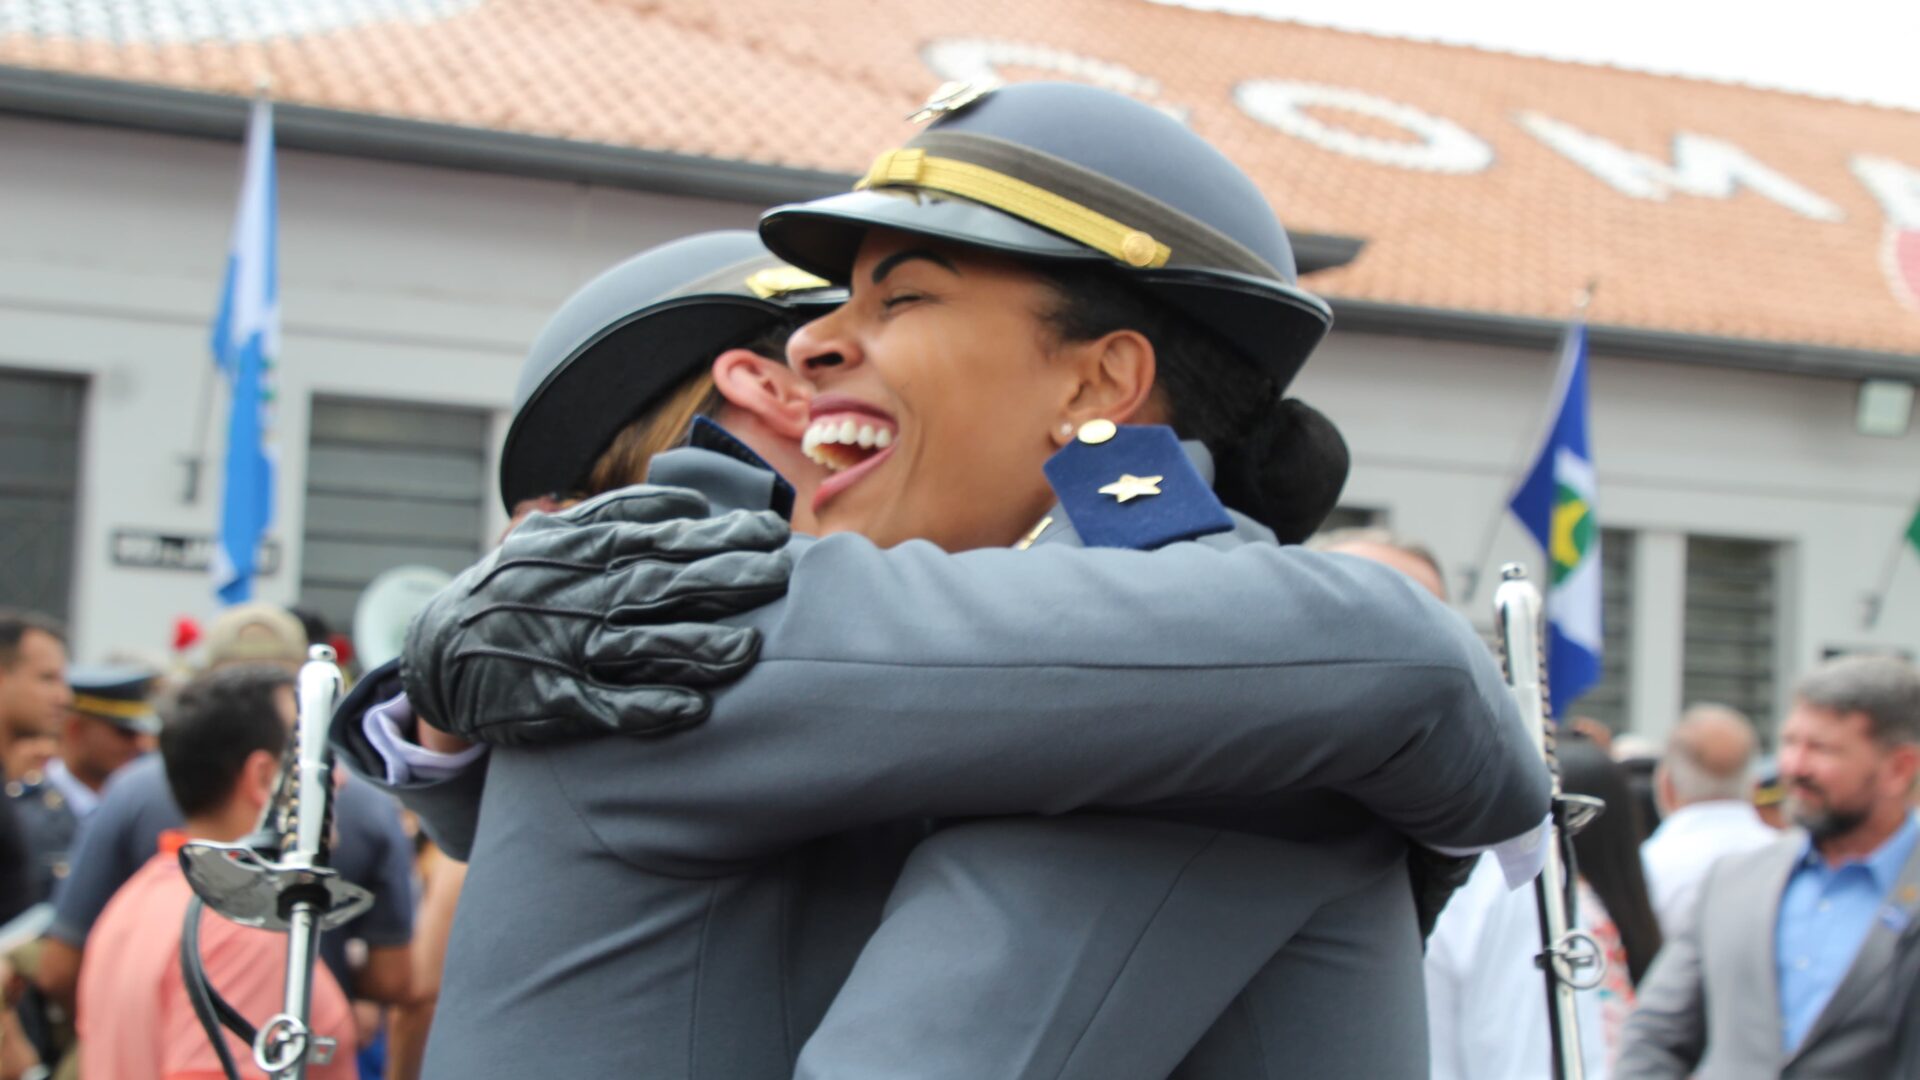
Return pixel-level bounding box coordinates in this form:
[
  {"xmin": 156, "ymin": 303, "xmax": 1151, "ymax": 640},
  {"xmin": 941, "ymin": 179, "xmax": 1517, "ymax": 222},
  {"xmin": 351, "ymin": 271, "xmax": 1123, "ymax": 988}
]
[{"xmin": 44, "ymin": 758, "xmax": 100, "ymax": 819}]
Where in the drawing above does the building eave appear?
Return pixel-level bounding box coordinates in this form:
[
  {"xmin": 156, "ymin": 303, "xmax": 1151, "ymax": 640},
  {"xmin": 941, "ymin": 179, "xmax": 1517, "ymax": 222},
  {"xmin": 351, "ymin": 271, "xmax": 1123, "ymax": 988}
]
[{"xmin": 1330, "ymin": 299, "xmax": 1919, "ymax": 381}]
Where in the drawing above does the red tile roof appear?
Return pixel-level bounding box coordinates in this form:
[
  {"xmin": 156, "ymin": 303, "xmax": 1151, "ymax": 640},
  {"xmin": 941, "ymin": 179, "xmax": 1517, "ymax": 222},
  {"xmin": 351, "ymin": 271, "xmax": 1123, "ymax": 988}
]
[{"xmin": 5, "ymin": 0, "xmax": 1918, "ymax": 356}]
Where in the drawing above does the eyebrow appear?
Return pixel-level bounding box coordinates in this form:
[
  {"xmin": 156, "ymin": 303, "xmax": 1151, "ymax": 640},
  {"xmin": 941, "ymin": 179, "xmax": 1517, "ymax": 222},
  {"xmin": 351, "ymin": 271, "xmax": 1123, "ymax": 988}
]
[{"xmin": 870, "ymin": 248, "xmax": 959, "ymax": 285}]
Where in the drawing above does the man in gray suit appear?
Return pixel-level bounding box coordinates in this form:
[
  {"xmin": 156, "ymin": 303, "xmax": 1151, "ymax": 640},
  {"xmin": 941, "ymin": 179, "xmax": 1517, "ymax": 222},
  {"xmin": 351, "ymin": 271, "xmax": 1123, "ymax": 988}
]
[{"xmin": 1616, "ymin": 654, "xmax": 1920, "ymax": 1079}]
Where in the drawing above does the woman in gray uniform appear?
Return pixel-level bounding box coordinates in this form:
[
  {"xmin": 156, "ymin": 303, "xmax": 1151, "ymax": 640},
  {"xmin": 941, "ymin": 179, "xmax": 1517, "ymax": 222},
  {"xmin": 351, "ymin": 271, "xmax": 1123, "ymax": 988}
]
[{"xmin": 360, "ymin": 84, "xmax": 1548, "ymax": 1080}]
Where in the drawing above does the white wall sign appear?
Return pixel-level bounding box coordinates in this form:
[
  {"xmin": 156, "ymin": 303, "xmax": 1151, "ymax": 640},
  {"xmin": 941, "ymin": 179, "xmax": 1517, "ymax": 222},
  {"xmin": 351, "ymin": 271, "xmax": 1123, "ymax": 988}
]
[
  {"xmin": 916, "ymin": 40, "xmax": 1920, "ymax": 311},
  {"xmin": 1516, "ymin": 112, "xmax": 1844, "ymax": 222},
  {"xmin": 1854, "ymin": 155, "xmax": 1920, "ymax": 228},
  {"xmin": 1232, "ymin": 80, "xmax": 1494, "ymax": 174},
  {"xmin": 1854, "ymin": 156, "xmax": 1920, "ymax": 312}
]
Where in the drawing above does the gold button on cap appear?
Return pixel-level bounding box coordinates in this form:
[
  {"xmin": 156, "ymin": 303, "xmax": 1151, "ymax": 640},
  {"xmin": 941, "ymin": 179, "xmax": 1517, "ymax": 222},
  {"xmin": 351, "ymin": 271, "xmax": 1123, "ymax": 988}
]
[
  {"xmin": 1077, "ymin": 419, "xmax": 1117, "ymax": 444},
  {"xmin": 1119, "ymin": 231, "xmax": 1158, "ymax": 267}
]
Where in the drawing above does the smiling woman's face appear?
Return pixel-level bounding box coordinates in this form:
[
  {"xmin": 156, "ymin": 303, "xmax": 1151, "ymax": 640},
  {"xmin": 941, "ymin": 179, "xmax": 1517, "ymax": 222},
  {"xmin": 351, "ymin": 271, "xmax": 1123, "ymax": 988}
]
[{"xmin": 784, "ymin": 230, "xmax": 1088, "ymax": 552}]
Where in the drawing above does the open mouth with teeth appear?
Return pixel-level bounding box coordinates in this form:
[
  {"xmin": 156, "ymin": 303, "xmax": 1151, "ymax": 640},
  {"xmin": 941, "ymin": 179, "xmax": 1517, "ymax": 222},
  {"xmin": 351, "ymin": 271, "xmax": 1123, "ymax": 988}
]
[
  {"xmin": 802, "ymin": 414, "xmax": 896, "ymax": 471},
  {"xmin": 802, "ymin": 400, "xmax": 901, "ymax": 513}
]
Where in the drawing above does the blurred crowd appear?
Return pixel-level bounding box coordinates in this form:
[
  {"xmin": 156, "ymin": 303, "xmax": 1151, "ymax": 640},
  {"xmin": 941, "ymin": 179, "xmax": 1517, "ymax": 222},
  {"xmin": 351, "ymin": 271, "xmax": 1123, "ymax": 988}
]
[
  {"xmin": 0, "ymin": 604, "xmax": 460, "ymax": 1080},
  {"xmin": 0, "ymin": 526, "xmax": 1914, "ymax": 1080}
]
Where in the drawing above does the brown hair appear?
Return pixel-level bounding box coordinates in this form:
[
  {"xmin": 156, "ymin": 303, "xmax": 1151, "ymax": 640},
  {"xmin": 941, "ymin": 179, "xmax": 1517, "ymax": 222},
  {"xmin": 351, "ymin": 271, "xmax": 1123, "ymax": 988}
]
[
  {"xmin": 564, "ymin": 316, "xmax": 795, "ymax": 500},
  {"xmin": 0, "ymin": 609, "xmax": 66, "ymax": 669},
  {"xmin": 580, "ymin": 369, "xmax": 727, "ymax": 497}
]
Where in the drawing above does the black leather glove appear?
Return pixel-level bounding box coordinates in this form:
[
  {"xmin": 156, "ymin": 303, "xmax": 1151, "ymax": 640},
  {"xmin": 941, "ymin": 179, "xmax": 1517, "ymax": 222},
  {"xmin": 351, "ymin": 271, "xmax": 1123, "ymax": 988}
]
[{"xmin": 401, "ymin": 484, "xmax": 793, "ymax": 746}]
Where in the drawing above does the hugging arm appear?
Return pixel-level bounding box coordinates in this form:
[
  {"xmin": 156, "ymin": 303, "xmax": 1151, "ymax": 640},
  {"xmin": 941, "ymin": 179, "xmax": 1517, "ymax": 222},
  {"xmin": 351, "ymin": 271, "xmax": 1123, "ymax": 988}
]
[{"xmin": 545, "ymin": 530, "xmax": 1547, "ymax": 874}]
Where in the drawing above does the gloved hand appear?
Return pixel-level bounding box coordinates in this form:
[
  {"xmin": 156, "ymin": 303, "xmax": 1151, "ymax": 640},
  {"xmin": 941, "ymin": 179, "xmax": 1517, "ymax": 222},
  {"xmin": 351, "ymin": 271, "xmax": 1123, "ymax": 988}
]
[{"xmin": 401, "ymin": 484, "xmax": 793, "ymax": 746}]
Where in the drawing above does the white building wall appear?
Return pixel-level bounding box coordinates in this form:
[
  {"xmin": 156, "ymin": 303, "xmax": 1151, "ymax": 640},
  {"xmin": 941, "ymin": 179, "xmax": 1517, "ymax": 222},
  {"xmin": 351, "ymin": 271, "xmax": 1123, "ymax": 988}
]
[
  {"xmin": 0, "ymin": 114, "xmax": 753, "ymax": 664},
  {"xmin": 3, "ymin": 114, "xmax": 1916, "ymax": 735}
]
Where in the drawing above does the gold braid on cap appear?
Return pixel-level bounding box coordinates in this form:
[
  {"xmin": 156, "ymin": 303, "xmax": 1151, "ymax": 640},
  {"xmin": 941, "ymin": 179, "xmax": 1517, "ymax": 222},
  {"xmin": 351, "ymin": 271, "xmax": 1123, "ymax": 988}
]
[
  {"xmin": 744, "ymin": 265, "xmax": 832, "ymax": 299},
  {"xmin": 857, "ymin": 148, "xmax": 1172, "ymax": 269},
  {"xmin": 71, "ymin": 694, "xmax": 152, "ymax": 721}
]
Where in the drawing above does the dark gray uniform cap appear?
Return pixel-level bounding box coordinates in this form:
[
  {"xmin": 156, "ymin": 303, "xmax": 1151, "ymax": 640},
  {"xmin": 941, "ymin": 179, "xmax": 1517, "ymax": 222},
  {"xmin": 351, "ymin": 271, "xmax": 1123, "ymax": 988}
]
[
  {"xmin": 759, "ymin": 81, "xmax": 1333, "ymax": 389},
  {"xmin": 67, "ymin": 664, "xmax": 161, "ymax": 736},
  {"xmin": 500, "ymin": 230, "xmax": 842, "ymax": 512}
]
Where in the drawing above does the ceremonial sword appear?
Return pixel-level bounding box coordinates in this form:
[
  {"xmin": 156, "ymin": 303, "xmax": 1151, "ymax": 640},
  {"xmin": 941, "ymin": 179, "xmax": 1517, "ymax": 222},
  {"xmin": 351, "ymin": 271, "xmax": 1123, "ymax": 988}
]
[{"xmin": 1493, "ymin": 564, "xmax": 1608, "ymax": 1080}]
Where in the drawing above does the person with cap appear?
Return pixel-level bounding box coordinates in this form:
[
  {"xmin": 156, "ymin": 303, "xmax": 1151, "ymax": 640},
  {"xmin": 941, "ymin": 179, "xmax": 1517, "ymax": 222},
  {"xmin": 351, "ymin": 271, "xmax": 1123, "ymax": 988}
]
[
  {"xmin": 8, "ymin": 666, "xmax": 158, "ymax": 904},
  {"xmin": 199, "ymin": 601, "xmax": 310, "ymax": 672},
  {"xmin": 353, "ymin": 83, "xmax": 1548, "ymax": 1079},
  {"xmin": 31, "ymin": 656, "xmax": 419, "ymax": 1044},
  {"xmin": 337, "ymin": 230, "xmax": 843, "ymax": 848}
]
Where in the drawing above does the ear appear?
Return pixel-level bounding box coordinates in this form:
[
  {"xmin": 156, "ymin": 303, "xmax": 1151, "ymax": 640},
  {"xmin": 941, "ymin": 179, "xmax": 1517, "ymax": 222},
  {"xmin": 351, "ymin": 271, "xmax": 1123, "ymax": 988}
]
[
  {"xmin": 1055, "ymin": 330, "xmax": 1159, "ymax": 444},
  {"xmin": 1883, "ymin": 743, "xmax": 1920, "ymax": 798},
  {"xmin": 710, "ymin": 348, "xmax": 811, "ymax": 439},
  {"xmin": 243, "ymin": 748, "xmax": 280, "ymax": 810}
]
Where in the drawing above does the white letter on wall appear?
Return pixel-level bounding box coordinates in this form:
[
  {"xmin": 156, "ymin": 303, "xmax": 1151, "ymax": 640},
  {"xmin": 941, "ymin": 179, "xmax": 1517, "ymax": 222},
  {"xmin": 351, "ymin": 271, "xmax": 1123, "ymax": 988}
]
[
  {"xmin": 1517, "ymin": 112, "xmax": 1844, "ymax": 222},
  {"xmin": 1853, "ymin": 155, "xmax": 1920, "ymax": 227},
  {"xmin": 1852, "ymin": 154, "xmax": 1920, "ymax": 311},
  {"xmin": 1232, "ymin": 80, "xmax": 1494, "ymax": 174}
]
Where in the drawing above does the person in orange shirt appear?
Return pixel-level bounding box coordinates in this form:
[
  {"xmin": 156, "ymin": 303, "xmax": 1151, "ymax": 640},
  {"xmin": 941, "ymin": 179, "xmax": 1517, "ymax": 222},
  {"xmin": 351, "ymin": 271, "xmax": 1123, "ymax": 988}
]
[{"xmin": 76, "ymin": 665, "xmax": 355, "ymax": 1080}]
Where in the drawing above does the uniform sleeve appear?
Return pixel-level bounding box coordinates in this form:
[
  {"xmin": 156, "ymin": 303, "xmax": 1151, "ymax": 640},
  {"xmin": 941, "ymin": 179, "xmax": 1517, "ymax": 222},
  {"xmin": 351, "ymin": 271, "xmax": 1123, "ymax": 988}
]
[
  {"xmin": 557, "ymin": 534, "xmax": 1550, "ymax": 875},
  {"xmin": 334, "ymin": 781, "xmax": 416, "ymax": 948},
  {"xmin": 330, "ymin": 661, "xmax": 486, "ymax": 862},
  {"xmin": 47, "ymin": 785, "xmax": 146, "ymax": 944}
]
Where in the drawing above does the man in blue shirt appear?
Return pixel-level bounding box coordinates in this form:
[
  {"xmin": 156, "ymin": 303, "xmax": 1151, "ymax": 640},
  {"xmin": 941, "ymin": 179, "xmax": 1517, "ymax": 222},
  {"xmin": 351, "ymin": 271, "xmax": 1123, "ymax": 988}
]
[{"xmin": 1618, "ymin": 654, "xmax": 1920, "ymax": 1079}]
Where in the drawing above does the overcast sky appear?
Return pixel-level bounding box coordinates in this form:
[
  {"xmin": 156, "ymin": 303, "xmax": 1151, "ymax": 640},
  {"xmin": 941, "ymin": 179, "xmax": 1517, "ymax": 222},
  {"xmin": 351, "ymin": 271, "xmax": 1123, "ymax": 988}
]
[{"xmin": 1147, "ymin": 0, "xmax": 1920, "ymax": 111}]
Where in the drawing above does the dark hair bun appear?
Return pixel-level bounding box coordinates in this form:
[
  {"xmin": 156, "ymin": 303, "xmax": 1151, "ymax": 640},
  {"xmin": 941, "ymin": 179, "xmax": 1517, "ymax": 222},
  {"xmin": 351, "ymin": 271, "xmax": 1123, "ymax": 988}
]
[{"xmin": 1214, "ymin": 398, "xmax": 1350, "ymax": 544}]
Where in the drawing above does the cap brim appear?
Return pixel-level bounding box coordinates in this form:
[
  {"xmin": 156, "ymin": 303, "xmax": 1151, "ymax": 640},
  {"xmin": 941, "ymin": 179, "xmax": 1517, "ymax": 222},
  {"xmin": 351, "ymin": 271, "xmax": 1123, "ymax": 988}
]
[
  {"xmin": 762, "ymin": 191, "xmax": 1333, "ymax": 391},
  {"xmin": 499, "ymin": 295, "xmax": 792, "ymax": 511}
]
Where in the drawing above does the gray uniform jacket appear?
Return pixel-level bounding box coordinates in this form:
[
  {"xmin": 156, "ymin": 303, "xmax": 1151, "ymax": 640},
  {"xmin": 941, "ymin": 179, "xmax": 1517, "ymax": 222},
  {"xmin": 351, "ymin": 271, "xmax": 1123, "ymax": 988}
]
[
  {"xmin": 1615, "ymin": 831, "xmax": 1920, "ymax": 1079},
  {"xmin": 793, "ymin": 461, "xmax": 1438, "ymax": 1080},
  {"xmin": 334, "ymin": 445, "xmax": 1547, "ymax": 1079},
  {"xmin": 7, "ymin": 771, "xmax": 79, "ymax": 903}
]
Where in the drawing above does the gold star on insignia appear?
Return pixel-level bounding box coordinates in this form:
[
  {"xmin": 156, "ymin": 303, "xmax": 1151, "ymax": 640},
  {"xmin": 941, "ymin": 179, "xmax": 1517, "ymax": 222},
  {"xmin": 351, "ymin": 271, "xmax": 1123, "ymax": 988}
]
[{"xmin": 1098, "ymin": 474, "xmax": 1163, "ymax": 503}]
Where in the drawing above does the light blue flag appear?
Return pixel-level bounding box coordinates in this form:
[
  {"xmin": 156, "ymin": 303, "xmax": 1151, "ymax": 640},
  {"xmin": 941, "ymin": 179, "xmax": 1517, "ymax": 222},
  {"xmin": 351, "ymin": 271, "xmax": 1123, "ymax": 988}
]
[
  {"xmin": 1508, "ymin": 323, "xmax": 1602, "ymax": 718},
  {"xmin": 210, "ymin": 98, "xmax": 279, "ymax": 606}
]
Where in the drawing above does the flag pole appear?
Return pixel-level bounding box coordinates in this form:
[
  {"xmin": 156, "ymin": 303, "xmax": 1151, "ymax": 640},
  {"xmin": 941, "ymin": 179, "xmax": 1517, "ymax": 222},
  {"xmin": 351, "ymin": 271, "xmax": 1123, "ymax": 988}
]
[
  {"xmin": 1461, "ymin": 279, "xmax": 1599, "ymax": 604},
  {"xmin": 179, "ymin": 364, "xmax": 217, "ymax": 504},
  {"xmin": 1864, "ymin": 493, "xmax": 1920, "ymax": 630}
]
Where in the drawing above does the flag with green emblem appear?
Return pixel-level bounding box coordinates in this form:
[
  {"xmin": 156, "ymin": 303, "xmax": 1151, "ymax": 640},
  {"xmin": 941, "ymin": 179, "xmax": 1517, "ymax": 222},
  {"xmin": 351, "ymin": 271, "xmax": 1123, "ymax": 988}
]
[{"xmin": 1509, "ymin": 324, "xmax": 1601, "ymax": 717}]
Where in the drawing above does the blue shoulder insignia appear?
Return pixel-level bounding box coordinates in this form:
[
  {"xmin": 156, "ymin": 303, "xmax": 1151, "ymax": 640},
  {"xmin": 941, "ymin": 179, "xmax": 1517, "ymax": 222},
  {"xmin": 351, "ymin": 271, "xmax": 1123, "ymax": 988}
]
[{"xmin": 1043, "ymin": 422, "xmax": 1233, "ymax": 550}]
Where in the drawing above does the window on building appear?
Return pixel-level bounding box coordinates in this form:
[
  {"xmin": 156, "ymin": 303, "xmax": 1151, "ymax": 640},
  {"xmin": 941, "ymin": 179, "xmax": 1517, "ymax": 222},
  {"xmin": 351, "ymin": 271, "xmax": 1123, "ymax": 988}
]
[
  {"xmin": 1682, "ymin": 535, "xmax": 1780, "ymax": 740},
  {"xmin": 0, "ymin": 370, "xmax": 83, "ymax": 623},
  {"xmin": 1566, "ymin": 528, "xmax": 1634, "ymax": 731},
  {"xmin": 299, "ymin": 398, "xmax": 489, "ymax": 636}
]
